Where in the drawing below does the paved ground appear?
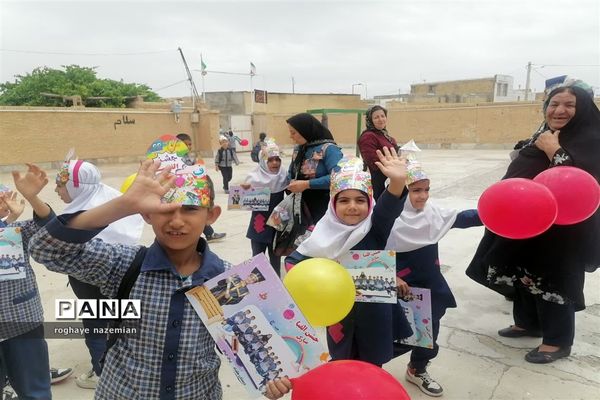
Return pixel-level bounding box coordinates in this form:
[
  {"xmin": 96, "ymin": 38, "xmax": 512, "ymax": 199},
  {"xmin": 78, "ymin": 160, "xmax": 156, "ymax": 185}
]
[{"xmin": 2, "ymin": 148, "xmax": 599, "ymax": 400}]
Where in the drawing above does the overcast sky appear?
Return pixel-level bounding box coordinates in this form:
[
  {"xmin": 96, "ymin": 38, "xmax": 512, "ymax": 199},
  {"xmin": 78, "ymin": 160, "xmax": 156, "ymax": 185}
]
[{"xmin": 1, "ymin": 0, "xmax": 599, "ymax": 99}]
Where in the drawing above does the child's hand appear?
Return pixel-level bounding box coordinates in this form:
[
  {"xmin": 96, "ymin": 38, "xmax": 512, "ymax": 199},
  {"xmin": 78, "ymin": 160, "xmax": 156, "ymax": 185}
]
[
  {"xmin": 264, "ymin": 377, "xmax": 292, "ymax": 399},
  {"xmin": 240, "ymin": 183, "xmax": 251, "ymax": 190},
  {"xmin": 11, "ymin": 164, "xmax": 49, "ymax": 200},
  {"xmin": 375, "ymin": 147, "xmax": 407, "ymax": 197},
  {"xmin": 0, "ymin": 191, "xmax": 25, "ymax": 222},
  {"xmin": 122, "ymin": 159, "xmax": 180, "ymax": 214},
  {"xmin": 374, "ymin": 147, "xmax": 407, "ymax": 181},
  {"xmin": 396, "ymin": 276, "xmax": 410, "ymax": 297}
]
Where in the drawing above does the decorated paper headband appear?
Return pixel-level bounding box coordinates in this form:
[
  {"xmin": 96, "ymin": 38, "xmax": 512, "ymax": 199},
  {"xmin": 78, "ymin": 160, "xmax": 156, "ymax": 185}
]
[
  {"xmin": 406, "ymin": 160, "xmax": 429, "ymax": 185},
  {"xmin": 146, "ymin": 135, "xmax": 214, "ymax": 207},
  {"xmin": 330, "ymin": 157, "xmax": 372, "ymax": 200},
  {"xmin": 55, "ymin": 148, "xmax": 87, "ymax": 187},
  {"xmin": 261, "ymin": 139, "xmax": 281, "ymax": 160}
]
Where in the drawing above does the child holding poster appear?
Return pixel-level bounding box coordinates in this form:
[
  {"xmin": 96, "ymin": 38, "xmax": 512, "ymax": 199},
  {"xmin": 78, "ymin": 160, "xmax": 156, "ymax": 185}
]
[
  {"xmin": 29, "ymin": 135, "xmax": 291, "ymax": 400},
  {"xmin": 285, "ymin": 147, "xmax": 413, "ymax": 368},
  {"xmin": 240, "ymin": 139, "xmax": 289, "ymax": 275},
  {"xmin": 386, "ymin": 155, "xmax": 481, "ymax": 397}
]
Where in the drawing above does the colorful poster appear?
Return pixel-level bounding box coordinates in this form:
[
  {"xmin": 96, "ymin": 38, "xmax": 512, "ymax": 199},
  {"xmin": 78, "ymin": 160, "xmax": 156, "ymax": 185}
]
[
  {"xmin": 228, "ymin": 186, "xmax": 271, "ymax": 211},
  {"xmin": 0, "ymin": 227, "xmax": 26, "ymax": 281},
  {"xmin": 336, "ymin": 250, "xmax": 397, "ymax": 304},
  {"xmin": 186, "ymin": 254, "xmax": 328, "ymax": 397},
  {"xmin": 398, "ymin": 287, "xmax": 433, "ymax": 349}
]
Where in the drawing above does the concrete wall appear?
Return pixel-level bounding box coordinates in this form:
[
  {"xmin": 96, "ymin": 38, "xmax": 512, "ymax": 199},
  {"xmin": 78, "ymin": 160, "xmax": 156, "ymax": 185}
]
[{"xmin": 0, "ymin": 106, "xmax": 219, "ymax": 166}]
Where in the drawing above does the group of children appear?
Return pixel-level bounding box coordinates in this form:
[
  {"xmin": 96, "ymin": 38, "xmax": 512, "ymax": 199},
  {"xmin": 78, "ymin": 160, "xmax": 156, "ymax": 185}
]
[{"xmin": 0, "ymin": 131, "xmax": 481, "ymax": 399}]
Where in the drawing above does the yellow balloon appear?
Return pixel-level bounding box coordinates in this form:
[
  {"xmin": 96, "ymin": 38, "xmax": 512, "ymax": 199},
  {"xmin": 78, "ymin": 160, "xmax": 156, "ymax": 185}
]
[
  {"xmin": 120, "ymin": 173, "xmax": 137, "ymax": 193},
  {"xmin": 283, "ymin": 258, "xmax": 355, "ymax": 327}
]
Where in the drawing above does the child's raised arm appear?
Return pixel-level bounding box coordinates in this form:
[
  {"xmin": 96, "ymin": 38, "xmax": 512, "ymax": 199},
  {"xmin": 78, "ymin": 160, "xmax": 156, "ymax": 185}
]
[
  {"xmin": 374, "ymin": 146, "xmax": 407, "ymax": 197},
  {"xmin": 66, "ymin": 159, "xmax": 179, "ymax": 230},
  {"xmin": 11, "ymin": 163, "xmax": 51, "ymax": 218}
]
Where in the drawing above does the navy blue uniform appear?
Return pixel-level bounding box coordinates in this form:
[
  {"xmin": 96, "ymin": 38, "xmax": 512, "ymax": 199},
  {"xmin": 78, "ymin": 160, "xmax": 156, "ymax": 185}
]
[
  {"xmin": 286, "ymin": 189, "xmax": 413, "ymax": 366},
  {"xmin": 394, "ymin": 209, "xmax": 481, "ymax": 370}
]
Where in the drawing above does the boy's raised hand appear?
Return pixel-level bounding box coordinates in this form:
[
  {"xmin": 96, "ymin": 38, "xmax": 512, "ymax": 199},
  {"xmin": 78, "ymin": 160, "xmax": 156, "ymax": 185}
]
[
  {"xmin": 11, "ymin": 164, "xmax": 48, "ymax": 200},
  {"xmin": 122, "ymin": 159, "xmax": 180, "ymax": 215},
  {"xmin": 374, "ymin": 147, "xmax": 407, "ymax": 196}
]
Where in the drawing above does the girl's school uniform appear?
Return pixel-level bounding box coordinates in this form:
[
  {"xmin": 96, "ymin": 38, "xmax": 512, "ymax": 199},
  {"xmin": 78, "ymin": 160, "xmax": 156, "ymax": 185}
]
[{"xmin": 286, "ymin": 189, "xmax": 413, "ymax": 366}]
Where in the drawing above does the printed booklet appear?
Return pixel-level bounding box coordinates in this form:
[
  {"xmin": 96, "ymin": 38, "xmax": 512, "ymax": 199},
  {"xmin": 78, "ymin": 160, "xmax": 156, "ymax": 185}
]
[{"xmin": 186, "ymin": 254, "xmax": 328, "ymax": 397}]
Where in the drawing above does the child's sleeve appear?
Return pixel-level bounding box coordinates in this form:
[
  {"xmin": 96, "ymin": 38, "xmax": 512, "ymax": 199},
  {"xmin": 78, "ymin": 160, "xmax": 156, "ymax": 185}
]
[
  {"xmin": 29, "ymin": 212, "xmax": 141, "ymax": 298},
  {"xmin": 369, "ymin": 188, "xmax": 409, "ymax": 247},
  {"xmin": 308, "ymin": 145, "xmax": 343, "ymax": 189},
  {"xmin": 284, "ymin": 251, "xmax": 309, "ymax": 272},
  {"xmin": 9, "ymin": 208, "xmax": 56, "ymax": 256},
  {"xmin": 452, "ymin": 209, "xmax": 482, "ymax": 229}
]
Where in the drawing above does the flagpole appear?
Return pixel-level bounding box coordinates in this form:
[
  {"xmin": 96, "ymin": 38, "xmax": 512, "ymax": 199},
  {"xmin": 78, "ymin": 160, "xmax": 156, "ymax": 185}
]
[{"xmin": 201, "ymin": 53, "xmax": 206, "ymax": 102}]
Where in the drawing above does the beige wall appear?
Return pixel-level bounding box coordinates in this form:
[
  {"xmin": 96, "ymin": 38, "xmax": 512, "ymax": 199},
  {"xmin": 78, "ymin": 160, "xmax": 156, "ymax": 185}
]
[
  {"xmin": 4, "ymin": 100, "xmax": 599, "ymax": 167},
  {"xmin": 0, "ymin": 106, "xmax": 219, "ymax": 166}
]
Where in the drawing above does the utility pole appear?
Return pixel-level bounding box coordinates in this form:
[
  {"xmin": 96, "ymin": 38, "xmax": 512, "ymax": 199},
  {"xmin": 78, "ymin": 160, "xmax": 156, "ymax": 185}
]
[
  {"xmin": 524, "ymin": 61, "xmax": 532, "ymax": 101},
  {"xmin": 291, "ymin": 77, "xmax": 295, "ymax": 93},
  {"xmin": 177, "ymin": 47, "xmax": 202, "ymax": 110}
]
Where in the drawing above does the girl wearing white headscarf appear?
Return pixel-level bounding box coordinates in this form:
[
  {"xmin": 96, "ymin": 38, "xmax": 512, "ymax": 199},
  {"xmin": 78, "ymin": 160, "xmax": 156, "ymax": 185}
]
[
  {"xmin": 285, "ymin": 149, "xmax": 413, "ymax": 368},
  {"xmin": 54, "ymin": 160, "xmax": 144, "ymax": 387},
  {"xmin": 242, "ymin": 140, "xmax": 289, "ymax": 275},
  {"xmin": 385, "ymin": 160, "xmax": 481, "ymax": 397}
]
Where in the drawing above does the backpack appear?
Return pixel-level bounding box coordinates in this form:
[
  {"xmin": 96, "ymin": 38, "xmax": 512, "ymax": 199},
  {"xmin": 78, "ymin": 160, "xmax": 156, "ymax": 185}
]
[
  {"xmin": 98, "ymin": 246, "xmax": 147, "ymax": 372},
  {"xmin": 250, "ymin": 142, "xmax": 261, "ymax": 162}
]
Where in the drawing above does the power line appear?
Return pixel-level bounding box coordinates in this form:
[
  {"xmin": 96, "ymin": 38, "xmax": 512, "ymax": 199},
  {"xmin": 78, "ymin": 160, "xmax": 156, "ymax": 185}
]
[
  {"xmin": 535, "ymin": 64, "xmax": 600, "ymax": 68},
  {"xmin": 153, "ymin": 79, "xmax": 190, "ymax": 92},
  {"xmin": 0, "ymin": 48, "xmax": 175, "ymax": 56}
]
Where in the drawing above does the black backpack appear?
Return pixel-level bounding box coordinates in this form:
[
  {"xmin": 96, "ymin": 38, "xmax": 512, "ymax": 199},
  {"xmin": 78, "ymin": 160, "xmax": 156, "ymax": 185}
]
[
  {"xmin": 250, "ymin": 142, "xmax": 261, "ymax": 162},
  {"xmin": 98, "ymin": 246, "xmax": 147, "ymax": 371}
]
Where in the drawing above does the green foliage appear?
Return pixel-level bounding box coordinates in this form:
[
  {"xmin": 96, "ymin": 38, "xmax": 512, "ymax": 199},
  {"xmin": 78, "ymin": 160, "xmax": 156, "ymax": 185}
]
[{"xmin": 0, "ymin": 65, "xmax": 161, "ymax": 107}]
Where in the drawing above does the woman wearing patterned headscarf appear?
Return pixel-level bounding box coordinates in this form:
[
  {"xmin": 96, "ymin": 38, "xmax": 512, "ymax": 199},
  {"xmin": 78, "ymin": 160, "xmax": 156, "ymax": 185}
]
[
  {"xmin": 358, "ymin": 106, "xmax": 399, "ymax": 200},
  {"xmin": 467, "ymin": 81, "xmax": 600, "ymax": 364},
  {"xmin": 286, "ymin": 113, "xmax": 344, "ymax": 222}
]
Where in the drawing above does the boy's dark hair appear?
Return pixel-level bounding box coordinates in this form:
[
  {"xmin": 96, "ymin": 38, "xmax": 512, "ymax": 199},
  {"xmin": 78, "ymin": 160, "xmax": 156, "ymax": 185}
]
[
  {"xmin": 259, "ymin": 132, "xmax": 267, "ymax": 141},
  {"xmin": 176, "ymin": 133, "xmax": 192, "ymax": 142}
]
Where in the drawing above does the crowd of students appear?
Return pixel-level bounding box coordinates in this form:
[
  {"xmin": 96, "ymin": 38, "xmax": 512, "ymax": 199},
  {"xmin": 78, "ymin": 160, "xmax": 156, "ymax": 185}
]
[{"xmin": 1, "ymin": 77, "xmax": 598, "ymax": 399}]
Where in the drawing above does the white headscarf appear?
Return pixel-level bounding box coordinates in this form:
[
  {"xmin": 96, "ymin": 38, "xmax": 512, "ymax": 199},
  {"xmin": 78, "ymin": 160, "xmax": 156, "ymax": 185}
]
[
  {"xmin": 385, "ymin": 195, "xmax": 458, "ymax": 253},
  {"xmin": 244, "ymin": 142, "xmax": 288, "ymax": 193},
  {"xmin": 298, "ymin": 157, "xmax": 375, "ymax": 259},
  {"xmin": 61, "ymin": 161, "xmax": 144, "ymax": 245},
  {"xmin": 296, "ymin": 197, "xmax": 374, "ymax": 260}
]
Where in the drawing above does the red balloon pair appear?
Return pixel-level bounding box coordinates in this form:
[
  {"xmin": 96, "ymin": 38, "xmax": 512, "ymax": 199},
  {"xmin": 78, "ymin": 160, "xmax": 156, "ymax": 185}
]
[
  {"xmin": 478, "ymin": 166, "xmax": 600, "ymax": 239},
  {"xmin": 291, "ymin": 360, "xmax": 410, "ymax": 400}
]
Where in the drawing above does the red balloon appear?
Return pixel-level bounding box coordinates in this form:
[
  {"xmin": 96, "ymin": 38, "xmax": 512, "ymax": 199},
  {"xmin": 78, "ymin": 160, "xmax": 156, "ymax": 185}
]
[
  {"xmin": 291, "ymin": 360, "xmax": 410, "ymax": 400},
  {"xmin": 534, "ymin": 166, "xmax": 600, "ymax": 225},
  {"xmin": 240, "ymin": 139, "xmax": 249, "ymax": 146},
  {"xmin": 478, "ymin": 178, "xmax": 557, "ymax": 239}
]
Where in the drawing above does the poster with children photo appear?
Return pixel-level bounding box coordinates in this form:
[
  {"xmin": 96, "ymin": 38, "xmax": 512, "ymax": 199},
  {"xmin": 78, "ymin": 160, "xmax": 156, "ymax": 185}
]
[
  {"xmin": 186, "ymin": 254, "xmax": 329, "ymax": 397},
  {"xmin": 336, "ymin": 250, "xmax": 397, "ymax": 304},
  {"xmin": 0, "ymin": 227, "xmax": 26, "ymax": 281},
  {"xmin": 227, "ymin": 186, "xmax": 271, "ymax": 211},
  {"xmin": 398, "ymin": 287, "xmax": 434, "ymax": 349}
]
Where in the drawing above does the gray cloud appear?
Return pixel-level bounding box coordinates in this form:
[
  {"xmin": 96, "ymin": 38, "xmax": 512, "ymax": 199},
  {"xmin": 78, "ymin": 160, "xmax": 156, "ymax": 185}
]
[{"xmin": 1, "ymin": 0, "xmax": 598, "ymax": 97}]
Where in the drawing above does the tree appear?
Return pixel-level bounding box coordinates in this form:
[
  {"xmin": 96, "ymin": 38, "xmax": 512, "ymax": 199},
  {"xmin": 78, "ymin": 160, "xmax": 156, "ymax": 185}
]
[{"xmin": 0, "ymin": 65, "xmax": 161, "ymax": 107}]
